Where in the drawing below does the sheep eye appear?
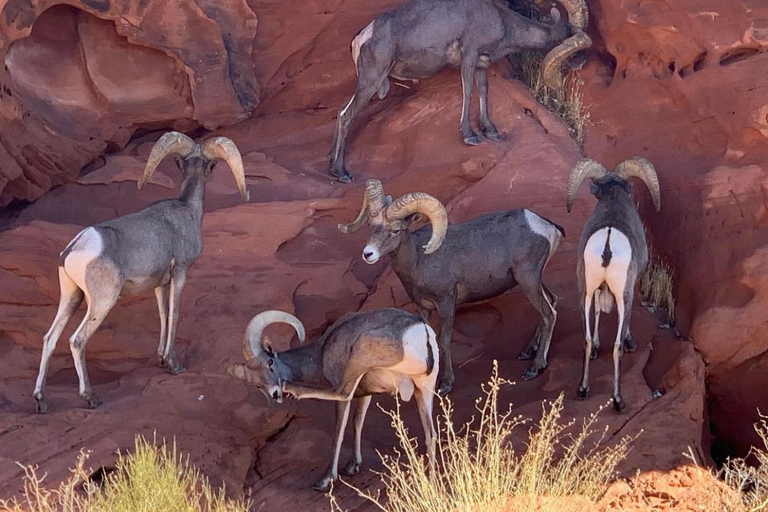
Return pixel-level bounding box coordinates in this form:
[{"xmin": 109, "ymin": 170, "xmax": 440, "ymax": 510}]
[
  {"xmin": 390, "ymin": 229, "xmax": 401, "ymax": 236},
  {"xmin": 268, "ymin": 358, "xmax": 274, "ymax": 367}
]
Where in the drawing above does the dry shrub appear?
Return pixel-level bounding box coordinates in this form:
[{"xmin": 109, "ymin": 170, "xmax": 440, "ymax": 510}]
[
  {"xmin": 509, "ymin": 51, "xmax": 590, "ymax": 147},
  {"xmin": 639, "ymin": 246, "xmax": 675, "ymax": 325},
  {"xmin": 721, "ymin": 413, "xmax": 768, "ymax": 511},
  {"xmin": 331, "ymin": 361, "xmax": 633, "ymax": 512},
  {"xmin": 0, "ymin": 435, "xmax": 249, "ymax": 512}
]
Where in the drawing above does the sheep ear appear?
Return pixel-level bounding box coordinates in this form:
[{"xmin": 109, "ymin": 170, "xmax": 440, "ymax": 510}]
[
  {"xmin": 227, "ymin": 364, "xmax": 247, "ymax": 381},
  {"xmin": 262, "ymin": 335, "xmax": 275, "ymax": 356},
  {"xmin": 175, "ymin": 155, "xmax": 185, "ymax": 171},
  {"xmin": 385, "ymin": 195, "xmax": 393, "ymax": 206}
]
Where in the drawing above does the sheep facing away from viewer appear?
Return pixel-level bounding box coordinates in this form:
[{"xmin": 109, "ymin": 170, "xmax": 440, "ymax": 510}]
[
  {"xmin": 33, "ymin": 132, "xmax": 249, "ymax": 413},
  {"xmin": 567, "ymin": 156, "xmax": 661, "ymax": 412}
]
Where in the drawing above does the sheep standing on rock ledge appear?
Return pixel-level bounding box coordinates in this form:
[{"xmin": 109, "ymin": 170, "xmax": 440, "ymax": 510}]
[
  {"xmin": 567, "ymin": 156, "xmax": 661, "ymax": 412},
  {"xmin": 339, "ymin": 180, "xmax": 564, "ymax": 395},
  {"xmin": 227, "ymin": 308, "xmax": 438, "ymax": 492},
  {"xmin": 33, "ymin": 132, "xmax": 250, "ymax": 413},
  {"xmin": 327, "ymin": 0, "xmax": 592, "ymax": 182}
]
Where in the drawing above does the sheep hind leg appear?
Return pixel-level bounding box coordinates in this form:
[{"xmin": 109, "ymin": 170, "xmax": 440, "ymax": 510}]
[
  {"xmin": 436, "ymin": 298, "xmax": 457, "ymax": 396},
  {"xmin": 343, "ymin": 395, "xmax": 372, "ymax": 476},
  {"xmin": 162, "ymin": 267, "xmax": 187, "ymax": 374},
  {"xmin": 578, "ymin": 284, "xmax": 600, "ymax": 400},
  {"xmin": 623, "ymin": 325, "xmax": 637, "ymax": 352},
  {"xmin": 459, "ymin": 53, "xmax": 481, "ymax": 145},
  {"xmin": 69, "ymin": 290, "xmax": 120, "ymax": 409},
  {"xmin": 414, "ymin": 381, "xmax": 437, "ymax": 474},
  {"xmin": 34, "ymin": 267, "xmax": 84, "ymax": 413},
  {"xmin": 518, "ymin": 273, "xmax": 557, "ymax": 381}
]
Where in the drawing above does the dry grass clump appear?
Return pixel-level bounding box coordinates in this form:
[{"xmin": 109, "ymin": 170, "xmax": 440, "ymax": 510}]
[
  {"xmin": 639, "ymin": 246, "xmax": 675, "ymax": 325},
  {"xmin": 0, "ymin": 435, "xmax": 249, "ymax": 512},
  {"xmin": 332, "ymin": 361, "xmax": 632, "ymax": 512},
  {"xmin": 509, "ymin": 51, "xmax": 590, "ymax": 147},
  {"xmin": 721, "ymin": 413, "xmax": 768, "ymax": 511}
]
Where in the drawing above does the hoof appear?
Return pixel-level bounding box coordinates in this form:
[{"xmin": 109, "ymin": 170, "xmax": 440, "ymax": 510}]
[
  {"xmin": 35, "ymin": 396, "xmax": 49, "ymax": 414},
  {"xmin": 623, "ymin": 337, "xmax": 637, "ymax": 353},
  {"xmin": 437, "ymin": 380, "xmax": 454, "ymax": 397},
  {"xmin": 158, "ymin": 356, "xmax": 168, "ymax": 368},
  {"xmin": 330, "ymin": 168, "xmax": 354, "ymax": 183},
  {"xmin": 577, "ymin": 386, "xmax": 589, "ymax": 400},
  {"xmin": 517, "ymin": 346, "xmax": 536, "ymax": 361},
  {"xmin": 313, "ymin": 474, "xmax": 334, "ymax": 493},
  {"xmin": 613, "ymin": 396, "xmax": 626, "ymax": 413},
  {"xmin": 482, "ymin": 128, "xmax": 500, "ymax": 141},
  {"xmin": 590, "ymin": 345, "xmax": 599, "ymax": 360},
  {"xmin": 462, "ymin": 134, "xmax": 482, "ymax": 146},
  {"xmin": 84, "ymin": 394, "xmax": 102, "ymax": 409},
  {"xmin": 522, "ymin": 364, "xmax": 545, "ymax": 381},
  {"xmin": 167, "ymin": 361, "xmax": 186, "ymax": 375},
  {"xmin": 343, "ymin": 459, "xmax": 361, "ymax": 476}
]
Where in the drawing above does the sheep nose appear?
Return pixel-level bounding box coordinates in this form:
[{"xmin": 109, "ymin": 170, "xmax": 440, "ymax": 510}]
[{"xmin": 363, "ymin": 249, "xmax": 374, "ymax": 259}]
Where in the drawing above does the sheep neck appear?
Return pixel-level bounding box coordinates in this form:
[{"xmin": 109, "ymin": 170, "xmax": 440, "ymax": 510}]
[
  {"xmin": 391, "ymin": 230, "xmax": 420, "ymax": 278},
  {"xmin": 178, "ymin": 173, "xmax": 207, "ymax": 221},
  {"xmin": 279, "ymin": 342, "xmax": 327, "ymax": 387}
]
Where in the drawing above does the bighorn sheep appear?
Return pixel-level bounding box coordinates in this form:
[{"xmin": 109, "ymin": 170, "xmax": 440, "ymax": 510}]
[
  {"xmin": 33, "ymin": 132, "xmax": 249, "ymax": 413},
  {"xmin": 566, "ymin": 157, "xmax": 661, "ymax": 412},
  {"xmin": 327, "ymin": 0, "xmax": 592, "ymax": 182},
  {"xmin": 227, "ymin": 308, "xmax": 438, "ymax": 491},
  {"xmin": 339, "ymin": 180, "xmax": 563, "ymax": 395}
]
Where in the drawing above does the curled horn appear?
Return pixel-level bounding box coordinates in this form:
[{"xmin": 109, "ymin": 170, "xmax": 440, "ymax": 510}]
[
  {"xmin": 201, "ymin": 137, "xmax": 250, "ymax": 201},
  {"xmin": 385, "ymin": 192, "xmax": 448, "ymax": 254},
  {"xmin": 243, "ymin": 310, "xmax": 306, "ymax": 364},
  {"xmin": 138, "ymin": 131, "xmax": 197, "ymax": 190},
  {"xmin": 541, "ymin": 0, "xmax": 592, "ymax": 90},
  {"xmin": 338, "ymin": 179, "xmax": 386, "ymax": 233},
  {"xmin": 614, "ymin": 156, "xmax": 661, "ymax": 211},
  {"xmin": 566, "ymin": 158, "xmax": 608, "ymax": 212}
]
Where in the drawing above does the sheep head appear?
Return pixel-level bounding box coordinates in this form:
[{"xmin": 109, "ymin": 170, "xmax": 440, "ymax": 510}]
[
  {"xmin": 566, "ymin": 157, "xmax": 661, "ymax": 213},
  {"xmin": 338, "ymin": 180, "xmax": 448, "ymax": 264},
  {"xmin": 541, "ymin": 0, "xmax": 592, "ymax": 89},
  {"xmin": 138, "ymin": 131, "xmax": 250, "ymax": 201},
  {"xmin": 227, "ymin": 310, "xmax": 306, "ymax": 404}
]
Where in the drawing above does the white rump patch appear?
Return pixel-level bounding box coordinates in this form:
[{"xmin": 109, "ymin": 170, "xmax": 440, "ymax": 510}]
[
  {"xmin": 351, "ymin": 21, "xmax": 375, "ymax": 74},
  {"xmin": 524, "ymin": 209, "xmax": 562, "ymax": 259},
  {"xmin": 583, "ymin": 227, "xmax": 632, "ymax": 303},
  {"xmin": 61, "ymin": 227, "xmax": 103, "ymax": 291},
  {"xmin": 390, "ymin": 323, "xmax": 434, "ymax": 376}
]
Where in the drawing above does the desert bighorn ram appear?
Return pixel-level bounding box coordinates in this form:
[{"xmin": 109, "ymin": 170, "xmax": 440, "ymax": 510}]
[
  {"xmin": 567, "ymin": 156, "xmax": 661, "ymax": 412},
  {"xmin": 33, "ymin": 132, "xmax": 249, "ymax": 413},
  {"xmin": 327, "ymin": 0, "xmax": 592, "ymax": 182},
  {"xmin": 227, "ymin": 308, "xmax": 438, "ymax": 491},
  {"xmin": 339, "ymin": 180, "xmax": 563, "ymax": 395}
]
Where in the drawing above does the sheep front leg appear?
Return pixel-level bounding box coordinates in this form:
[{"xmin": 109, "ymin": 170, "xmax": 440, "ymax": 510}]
[
  {"xmin": 459, "ymin": 53, "xmax": 481, "ymax": 145},
  {"xmin": 314, "ymin": 400, "xmax": 353, "ymax": 492},
  {"xmin": 436, "ymin": 299, "xmax": 457, "ymax": 395},
  {"xmin": 162, "ymin": 267, "xmax": 187, "ymax": 374},
  {"xmin": 154, "ymin": 284, "xmax": 169, "ymax": 368},
  {"xmin": 474, "ymin": 68, "xmax": 499, "ymax": 141}
]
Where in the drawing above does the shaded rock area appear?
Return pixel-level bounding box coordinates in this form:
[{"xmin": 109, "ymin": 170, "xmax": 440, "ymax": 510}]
[
  {"xmin": 0, "ymin": 0, "xmax": 765, "ymax": 510},
  {"xmin": 0, "ymin": 0, "xmax": 258, "ymax": 207}
]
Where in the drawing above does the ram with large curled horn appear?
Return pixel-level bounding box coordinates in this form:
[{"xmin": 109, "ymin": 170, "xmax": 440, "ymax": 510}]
[
  {"xmin": 327, "ymin": 0, "xmax": 592, "ymax": 182},
  {"xmin": 33, "ymin": 131, "xmax": 249, "ymax": 413},
  {"xmin": 567, "ymin": 156, "xmax": 661, "ymax": 413},
  {"xmin": 227, "ymin": 307, "xmax": 439, "ymax": 492},
  {"xmin": 339, "ymin": 179, "xmax": 565, "ymax": 395}
]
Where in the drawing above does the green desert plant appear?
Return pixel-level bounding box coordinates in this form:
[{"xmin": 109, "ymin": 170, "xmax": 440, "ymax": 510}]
[
  {"xmin": 1, "ymin": 434, "xmax": 250, "ymax": 512},
  {"xmin": 331, "ymin": 361, "xmax": 633, "ymax": 512}
]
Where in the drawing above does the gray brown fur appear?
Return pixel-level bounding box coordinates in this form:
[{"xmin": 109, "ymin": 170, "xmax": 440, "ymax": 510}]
[
  {"xmin": 33, "ymin": 147, "xmax": 241, "ymax": 414},
  {"xmin": 327, "ymin": 0, "xmax": 578, "ymax": 182},
  {"xmin": 575, "ymin": 176, "xmax": 652, "ymax": 412},
  {"xmin": 228, "ymin": 308, "xmax": 439, "ymax": 492},
  {"xmin": 362, "ymin": 208, "xmax": 563, "ymax": 394}
]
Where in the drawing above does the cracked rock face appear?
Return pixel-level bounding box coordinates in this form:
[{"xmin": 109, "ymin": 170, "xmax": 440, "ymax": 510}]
[
  {"xmin": 0, "ymin": 0, "xmax": 765, "ymax": 509},
  {"xmin": 0, "ymin": 0, "xmax": 258, "ymax": 207}
]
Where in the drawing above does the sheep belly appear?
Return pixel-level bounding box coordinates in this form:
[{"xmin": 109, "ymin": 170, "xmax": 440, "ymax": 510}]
[{"xmin": 361, "ymin": 371, "xmax": 415, "ymax": 401}]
